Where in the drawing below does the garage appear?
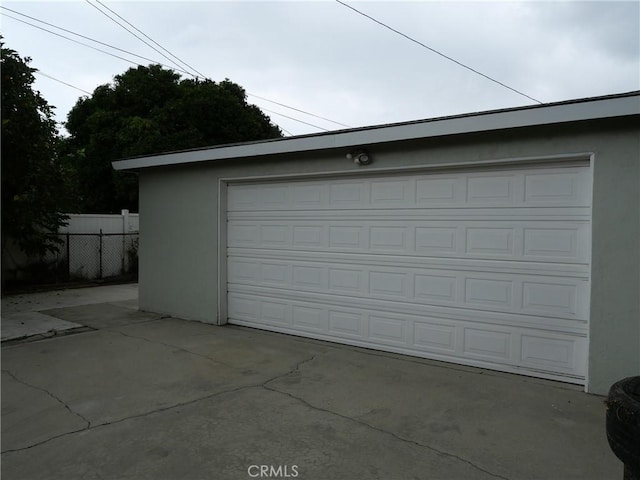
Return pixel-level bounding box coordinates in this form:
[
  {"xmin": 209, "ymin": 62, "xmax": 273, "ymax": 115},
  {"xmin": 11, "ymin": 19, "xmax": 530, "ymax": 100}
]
[
  {"xmin": 113, "ymin": 91, "xmax": 639, "ymax": 394},
  {"xmin": 225, "ymin": 163, "xmax": 591, "ymax": 383}
]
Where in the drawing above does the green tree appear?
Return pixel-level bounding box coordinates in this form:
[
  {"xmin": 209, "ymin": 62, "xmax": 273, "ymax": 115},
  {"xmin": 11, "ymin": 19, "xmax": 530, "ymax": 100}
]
[
  {"xmin": 1, "ymin": 40, "xmax": 69, "ymax": 262},
  {"xmin": 64, "ymin": 65, "xmax": 282, "ymax": 213}
]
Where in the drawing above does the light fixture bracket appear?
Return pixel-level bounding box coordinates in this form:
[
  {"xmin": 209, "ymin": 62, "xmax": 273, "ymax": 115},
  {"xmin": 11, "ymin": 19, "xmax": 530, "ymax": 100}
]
[{"xmin": 346, "ymin": 149, "xmax": 371, "ymax": 166}]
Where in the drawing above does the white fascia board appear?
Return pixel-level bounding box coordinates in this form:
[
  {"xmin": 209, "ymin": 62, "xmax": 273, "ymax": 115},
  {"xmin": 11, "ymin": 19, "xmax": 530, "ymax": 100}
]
[{"xmin": 113, "ymin": 93, "xmax": 639, "ymax": 171}]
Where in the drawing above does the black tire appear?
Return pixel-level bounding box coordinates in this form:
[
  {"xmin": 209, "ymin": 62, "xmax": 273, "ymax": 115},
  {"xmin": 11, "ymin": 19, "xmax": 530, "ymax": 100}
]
[{"xmin": 607, "ymin": 376, "xmax": 640, "ymax": 479}]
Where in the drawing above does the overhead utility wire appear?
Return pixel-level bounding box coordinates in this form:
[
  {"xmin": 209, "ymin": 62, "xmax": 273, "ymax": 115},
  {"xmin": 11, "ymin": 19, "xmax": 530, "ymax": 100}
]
[
  {"xmin": 0, "ymin": 10, "xmax": 194, "ymax": 77},
  {"xmin": 36, "ymin": 67, "xmax": 303, "ymax": 136},
  {"xmin": 35, "ymin": 71, "xmax": 92, "ymax": 95},
  {"xmin": 248, "ymin": 93, "xmax": 351, "ymax": 128},
  {"xmin": 83, "ymin": 2, "xmax": 353, "ymax": 129},
  {"xmin": 260, "ymin": 107, "xmax": 330, "ymax": 132},
  {"xmin": 278, "ymin": 126, "xmax": 294, "ymax": 137},
  {"xmin": 2, "ymin": 6, "xmax": 348, "ymax": 132},
  {"xmin": 335, "ymin": 0, "xmax": 542, "ymax": 104},
  {"xmin": 4, "ymin": 13, "xmax": 323, "ymax": 134},
  {"xmin": 88, "ymin": 0, "xmax": 207, "ymax": 79},
  {"xmin": 85, "ymin": 0, "xmax": 197, "ymax": 78}
]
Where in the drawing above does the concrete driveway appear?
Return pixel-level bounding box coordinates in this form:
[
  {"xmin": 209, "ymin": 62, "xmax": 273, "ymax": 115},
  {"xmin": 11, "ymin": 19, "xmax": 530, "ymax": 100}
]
[{"xmin": 1, "ymin": 285, "xmax": 621, "ymax": 479}]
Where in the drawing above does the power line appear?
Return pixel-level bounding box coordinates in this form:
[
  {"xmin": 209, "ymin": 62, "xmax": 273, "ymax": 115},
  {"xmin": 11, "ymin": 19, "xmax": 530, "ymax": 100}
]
[
  {"xmin": 335, "ymin": 0, "xmax": 543, "ymax": 105},
  {"xmin": 260, "ymin": 107, "xmax": 330, "ymax": 132},
  {"xmin": 35, "ymin": 71, "xmax": 92, "ymax": 95},
  {"xmin": 2, "ymin": 6, "xmax": 350, "ymax": 132},
  {"xmin": 82, "ymin": 2, "xmax": 353, "ymax": 129},
  {"xmin": 0, "ymin": 10, "xmax": 194, "ymax": 76},
  {"xmin": 248, "ymin": 93, "xmax": 352, "ymax": 128},
  {"xmin": 279, "ymin": 126, "xmax": 294, "ymax": 137},
  {"xmin": 36, "ymin": 70, "xmax": 298, "ymax": 137},
  {"xmin": 88, "ymin": 0, "xmax": 207, "ymax": 79},
  {"xmin": 84, "ymin": 0, "xmax": 197, "ymax": 78}
]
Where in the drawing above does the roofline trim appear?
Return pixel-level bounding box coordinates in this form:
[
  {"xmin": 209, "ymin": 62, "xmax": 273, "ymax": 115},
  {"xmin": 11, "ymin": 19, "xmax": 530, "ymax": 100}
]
[{"xmin": 113, "ymin": 91, "xmax": 640, "ymax": 171}]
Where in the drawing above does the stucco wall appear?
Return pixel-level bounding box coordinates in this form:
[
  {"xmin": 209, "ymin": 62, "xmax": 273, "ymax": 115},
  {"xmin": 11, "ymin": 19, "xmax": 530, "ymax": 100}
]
[
  {"xmin": 138, "ymin": 118, "xmax": 639, "ymax": 394},
  {"xmin": 588, "ymin": 125, "xmax": 640, "ymax": 393},
  {"xmin": 139, "ymin": 167, "xmax": 219, "ymax": 323}
]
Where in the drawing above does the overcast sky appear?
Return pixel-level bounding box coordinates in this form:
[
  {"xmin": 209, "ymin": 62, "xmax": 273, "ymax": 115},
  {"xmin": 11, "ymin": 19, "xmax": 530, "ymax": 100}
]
[{"xmin": 1, "ymin": 0, "xmax": 639, "ymax": 136}]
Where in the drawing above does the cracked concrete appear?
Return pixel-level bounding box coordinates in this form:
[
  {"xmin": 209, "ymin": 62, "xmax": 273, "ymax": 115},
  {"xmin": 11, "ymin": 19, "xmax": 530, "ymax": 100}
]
[
  {"xmin": 1, "ymin": 286, "xmax": 622, "ymax": 479},
  {"xmin": 1, "ymin": 370, "xmax": 89, "ymax": 452},
  {"xmin": 1, "ymin": 284, "xmax": 139, "ymax": 343},
  {"xmin": 262, "ymin": 380, "xmax": 509, "ymax": 480},
  {"xmin": 3, "ymin": 369, "xmax": 91, "ymax": 428}
]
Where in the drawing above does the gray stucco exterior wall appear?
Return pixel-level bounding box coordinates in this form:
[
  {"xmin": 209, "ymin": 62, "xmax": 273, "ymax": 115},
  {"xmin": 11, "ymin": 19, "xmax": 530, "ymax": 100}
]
[{"xmin": 137, "ymin": 118, "xmax": 639, "ymax": 395}]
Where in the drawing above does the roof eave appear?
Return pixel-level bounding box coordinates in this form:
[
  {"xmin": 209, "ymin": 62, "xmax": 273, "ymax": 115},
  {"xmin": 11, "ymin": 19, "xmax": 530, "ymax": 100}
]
[{"xmin": 113, "ymin": 91, "xmax": 640, "ymax": 171}]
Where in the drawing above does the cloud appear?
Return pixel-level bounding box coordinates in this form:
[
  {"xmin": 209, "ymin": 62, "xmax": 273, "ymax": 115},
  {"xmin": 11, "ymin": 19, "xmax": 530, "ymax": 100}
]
[{"xmin": 2, "ymin": 0, "xmax": 638, "ymax": 136}]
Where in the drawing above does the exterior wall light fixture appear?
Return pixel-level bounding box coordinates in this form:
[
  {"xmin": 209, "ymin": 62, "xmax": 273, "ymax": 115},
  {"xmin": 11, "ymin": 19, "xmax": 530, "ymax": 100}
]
[{"xmin": 346, "ymin": 149, "xmax": 372, "ymax": 166}]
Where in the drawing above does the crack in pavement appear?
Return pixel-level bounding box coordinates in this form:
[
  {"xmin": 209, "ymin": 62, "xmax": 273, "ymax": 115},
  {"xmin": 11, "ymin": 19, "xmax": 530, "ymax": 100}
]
[
  {"xmin": 0, "ymin": 382, "xmax": 255, "ymax": 455},
  {"xmin": 102, "ymin": 328, "xmax": 238, "ymax": 370},
  {"xmin": 0, "ymin": 354, "xmax": 319, "ymax": 455},
  {"xmin": 262, "ymin": 364, "xmax": 510, "ymax": 480},
  {"xmin": 3, "ymin": 350, "xmax": 506, "ymax": 480},
  {"xmin": 2, "ymin": 368, "xmax": 92, "ymax": 436},
  {"xmin": 262, "ymin": 354, "xmax": 318, "ymax": 388}
]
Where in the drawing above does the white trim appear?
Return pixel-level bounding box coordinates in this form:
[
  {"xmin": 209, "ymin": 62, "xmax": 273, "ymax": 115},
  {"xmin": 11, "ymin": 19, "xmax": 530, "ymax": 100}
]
[
  {"xmin": 113, "ymin": 93, "xmax": 639, "ymax": 171},
  {"xmin": 219, "ymin": 152, "xmax": 591, "ymax": 185},
  {"xmin": 220, "ymin": 153, "xmax": 593, "ymax": 384},
  {"xmin": 217, "ymin": 179, "xmax": 229, "ymax": 326},
  {"xmin": 584, "ymin": 153, "xmax": 596, "ymax": 393}
]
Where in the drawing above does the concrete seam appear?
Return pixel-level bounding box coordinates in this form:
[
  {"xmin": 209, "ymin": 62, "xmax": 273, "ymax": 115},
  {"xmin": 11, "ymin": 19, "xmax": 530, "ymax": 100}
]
[
  {"xmin": 84, "ymin": 383, "xmax": 258, "ymax": 430},
  {"xmin": 2, "ymin": 369, "xmax": 91, "ymax": 428},
  {"xmin": 73, "ymin": 354, "xmax": 321, "ymax": 433},
  {"xmin": 102, "ymin": 328, "xmax": 237, "ymax": 370},
  {"xmin": 0, "ymin": 355, "xmax": 319, "ymax": 454},
  {"xmin": 260, "ymin": 361, "xmax": 510, "ymax": 480},
  {"xmin": 264, "ymin": 384, "xmax": 510, "ymax": 480},
  {"xmin": 262, "ymin": 354, "xmax": 317, "ymax": 388},
  {"xmin": 0, "ymin": 427, "xmax": 91, "ymax": 455},
  {"xmin": 0, "ymin": 381, "xmax": 258, "ymax": 455}
]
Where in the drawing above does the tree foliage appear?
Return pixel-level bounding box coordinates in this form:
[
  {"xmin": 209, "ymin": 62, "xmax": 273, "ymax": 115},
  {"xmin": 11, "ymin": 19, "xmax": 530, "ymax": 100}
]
[
  {"xmin": 1, "ymin": 39, "xmax": 69, "ymax": 258},
  {"xmin": 64, "ymin": 65, "xmax": 283, "ymax": 213}
]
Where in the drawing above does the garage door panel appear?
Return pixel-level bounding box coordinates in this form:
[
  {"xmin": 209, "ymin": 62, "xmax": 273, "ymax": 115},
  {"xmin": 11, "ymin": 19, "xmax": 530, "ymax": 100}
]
[
  {"xmin": 260, "ymin": 300, "xmax": 292, "ymax": 327},
  {"xmin": 466, "ymin": 175, "xmax": 519, "ymax": 204},
  {"xmin": 293, "ymin": 183, "xmax": 326, "ymax": 206},
  {"xmin": 413, "ymin": 320, "xmax": 457, "ymax": 352},
  {"xmin": 370, "ymin": 179, "xmax": 413, "ymax": 205},
  {"xmin": 229, "ymin": 219, "xmax": 589, "ymax": 263},
  {"xmin": 228, "ymin": 284, "xmax": 587, "ymax": 335},
  {"xmin": 328, "ymin": 268, "xmax": 363, "ymax": 293},
  {"xmin": 227, "ymin": 295, "xmax": 259, "ymax": 322},
  {"xmin": 228, "ymin": 248, "xmax": 590, "ymax": 276},
  {"xmin": 227, "ymin": 164, "xmax": 591, "ymax": 383},
  {"xmin": 524, "ymin": 169, "xmax": 591, "ymax": 204},
  {"xmin": 292, "ymin": 305, "xmax": 328, "ymax": 332},
  {"xmin": 520, "ymin": 334, "xmax": 582, "ymax": 374},
  {"xmin": 228, "ymin": 291, "xmax": 587, "ymax": 382},
  {"xmin": 227, "ymin": 167, "xmax": 591, "ymax": 212},
  {"xmin": 229, "ymin": 207, "xmax": 591, "ymax": 221},
  {"xmin": 463, "ymin": 328, "xmax": 512, "ymax": 361},
  {"xmin": 416, "ymin": 176, "xmax": 464, "ymax": 204},
  {"xmin": 228, "ymin": 257, "xmax": 589, "ymax": 321},
  {"xmin": 369, "ymin": 314, "xmax": 408, "ymax": 345},
  {"xmin": 292, "ymin": 225, "xmax": 325, "ymax": 247},
  {"xmin": 329, "ymin": 310, "xmax": 364, "ymax": 338},
  {"xmin": 329, "ymin": 181, "xmax": 369, "ymax": 206},
  {"xmin": 328, "ymin": 226, "xmax": 365, "ymax": 249},
  {"xmin": 370, "ymin": 226, "xmax": 409, "ymax": 251}
]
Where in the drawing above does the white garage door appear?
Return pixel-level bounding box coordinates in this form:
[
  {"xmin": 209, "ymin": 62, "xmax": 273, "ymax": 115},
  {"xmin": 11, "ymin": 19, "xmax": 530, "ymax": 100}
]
[{"xmin": 226, "ymin": 163, "xmax": 591, "ymax": 383}]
